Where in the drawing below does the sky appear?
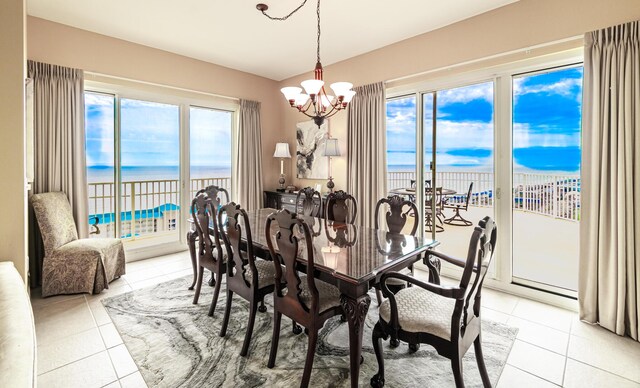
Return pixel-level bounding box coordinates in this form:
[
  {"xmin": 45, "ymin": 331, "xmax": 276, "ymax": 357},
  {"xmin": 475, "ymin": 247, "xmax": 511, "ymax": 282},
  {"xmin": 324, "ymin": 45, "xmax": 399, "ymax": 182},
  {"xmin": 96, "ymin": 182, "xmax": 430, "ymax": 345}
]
[
  {"xmin": 386, "ymin": 66, "xmax": 583, "ymax": 172},
  {"xmin": 84, "ymin": 93, "xmax": 232, "ymax": 169}
]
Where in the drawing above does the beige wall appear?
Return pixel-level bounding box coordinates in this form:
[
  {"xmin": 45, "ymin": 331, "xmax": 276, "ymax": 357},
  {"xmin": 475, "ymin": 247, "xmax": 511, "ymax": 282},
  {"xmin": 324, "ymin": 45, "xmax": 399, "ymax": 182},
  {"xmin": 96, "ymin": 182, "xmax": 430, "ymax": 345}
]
[
  {"xmin": 27, "ymin": 16, "xmax": 283, "ymax": 194},
  {"xmin": 0, "ymin": 0, "xmax": 28, "ymax": 283},
  {"xmin": 280, "ymin": 0, "xmax": 640, "ymax": 192}
]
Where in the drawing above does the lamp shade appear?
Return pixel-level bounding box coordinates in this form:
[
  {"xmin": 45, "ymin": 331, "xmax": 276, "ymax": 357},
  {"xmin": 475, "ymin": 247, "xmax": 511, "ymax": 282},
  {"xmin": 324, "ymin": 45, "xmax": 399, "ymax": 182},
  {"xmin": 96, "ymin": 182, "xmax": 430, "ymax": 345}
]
[
  {"xmin": 323, "ymin": 138, "xmax": 341, "ymax": 157},
  {"xmin": 273, "ymin": 142, "xmax": 291, "ymax": 158}
]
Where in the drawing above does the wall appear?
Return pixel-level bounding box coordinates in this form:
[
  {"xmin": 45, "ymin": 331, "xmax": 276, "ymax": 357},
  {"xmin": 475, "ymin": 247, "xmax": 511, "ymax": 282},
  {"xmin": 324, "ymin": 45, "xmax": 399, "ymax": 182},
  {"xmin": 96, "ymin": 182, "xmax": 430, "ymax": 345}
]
[
  {"xmin": 0, "ymin": 0, "xmax": 28, "ymax": 283},
  {"xmin": 27, "ymin": 16, "xmax": 283, "ymax": 194},
  {"xmin": 280, "ymin": 0, "xmax": 640, "ymax": 192}
]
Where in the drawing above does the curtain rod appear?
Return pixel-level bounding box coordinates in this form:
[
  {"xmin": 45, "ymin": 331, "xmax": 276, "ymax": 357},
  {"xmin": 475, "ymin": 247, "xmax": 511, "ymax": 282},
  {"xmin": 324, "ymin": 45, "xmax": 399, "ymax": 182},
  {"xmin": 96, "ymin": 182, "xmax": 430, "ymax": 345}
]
[
  {"xmin": 385, "ymin": 35, "xmax": 583, "ymax": 85},
  {"xmin": 84, "ymin": 71, "xmax": 240, "ymax": 102}
]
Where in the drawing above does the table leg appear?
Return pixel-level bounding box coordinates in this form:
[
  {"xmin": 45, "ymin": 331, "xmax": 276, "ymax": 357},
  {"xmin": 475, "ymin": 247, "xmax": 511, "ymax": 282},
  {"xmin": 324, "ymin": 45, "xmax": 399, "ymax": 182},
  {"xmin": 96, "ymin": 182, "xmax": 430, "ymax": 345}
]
[
  {"xmin": 340, "ymin": 293, "xmax": 371, "ymax": 388},
  {"xmin": 187, "ymin": 231, "xmax": 197, "ymax": 290}
]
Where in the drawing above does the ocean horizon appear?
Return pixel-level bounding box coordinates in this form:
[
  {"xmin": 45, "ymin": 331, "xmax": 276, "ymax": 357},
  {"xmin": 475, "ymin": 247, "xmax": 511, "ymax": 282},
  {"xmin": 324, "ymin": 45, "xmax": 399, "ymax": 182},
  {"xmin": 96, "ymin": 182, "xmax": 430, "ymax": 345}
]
[{"xmin": 87, "ymin": 165, "xmax": 231, "ymax": 183}]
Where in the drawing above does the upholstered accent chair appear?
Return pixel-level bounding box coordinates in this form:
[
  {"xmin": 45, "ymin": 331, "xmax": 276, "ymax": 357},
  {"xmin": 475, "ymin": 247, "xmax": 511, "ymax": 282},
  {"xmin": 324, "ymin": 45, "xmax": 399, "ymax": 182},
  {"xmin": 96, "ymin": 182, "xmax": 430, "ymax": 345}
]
[
  {"xmin": 373, "ymin": 195, "xmax": 420, "ymax": 306},
  {"xmin": 295, "ymin": 186, "xmax": 323, "ymax": 217},
  {"xmin": 371, "ymin": 217, "xmax": 497, "ymax": 388},
  {"xmin": 265, "ymin": 210, "xmax": 343, "ymax": 388},
  {"xmin": 31, "ymin": 192, "xmax": 126, "ymax": 297}
]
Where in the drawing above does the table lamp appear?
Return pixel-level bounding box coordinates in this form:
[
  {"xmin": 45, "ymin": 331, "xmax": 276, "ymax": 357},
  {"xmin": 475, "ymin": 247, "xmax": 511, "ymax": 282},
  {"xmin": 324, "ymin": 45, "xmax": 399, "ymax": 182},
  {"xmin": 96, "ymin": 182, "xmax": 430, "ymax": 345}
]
[
  {"xmin": 273, "ymin": 142, "xmax": 291, "ymax": 192},
  {"xmin": 323, "ymin": 138, "xmax": 341, "ymax": 192}
]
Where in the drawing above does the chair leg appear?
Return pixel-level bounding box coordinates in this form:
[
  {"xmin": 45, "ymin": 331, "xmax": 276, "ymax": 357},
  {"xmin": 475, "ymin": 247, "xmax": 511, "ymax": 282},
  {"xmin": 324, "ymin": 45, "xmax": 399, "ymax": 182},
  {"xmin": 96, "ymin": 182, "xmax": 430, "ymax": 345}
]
[
  {"xmin": 219, "ymin": 289, "xmax": 233, "ymax": 337},
  {"xmin": 370, "ymin": 322, "xmax": 387, "ymax": 388},
  {"xmin": 268, "ymin": 311, "xmax": 282, "ymax": 368},
  {"xmin": 240, "ymin": 299, "xmax": 259, "ymax": 357},
  {"xmin": 207, "ymin": 271, "xmax": 223, "ymax": 317},
  {"xmin": 451, "ymin": 354, "xmax": 465, "ymax": 388},
  {"xmin": 300, "ymin": 329, "xmax": 318, "ymax": 388},
  {"xmin": 258, "ymin": 299, "xmax": 267, "ymax": 313},
  {"xmin": 292, "ymin": 320, "xmax": 303, "ymax": 334},
  {"xmin": 192, "ymin": 266, "xmax": 205, "ymax": 304},
  {"xmin": 376, "ymin": 288, "xmax": 383, "ymax": 306},
  {"xmin": 474, "ymin": 336, "xmax": 491, "ymax": 387}
]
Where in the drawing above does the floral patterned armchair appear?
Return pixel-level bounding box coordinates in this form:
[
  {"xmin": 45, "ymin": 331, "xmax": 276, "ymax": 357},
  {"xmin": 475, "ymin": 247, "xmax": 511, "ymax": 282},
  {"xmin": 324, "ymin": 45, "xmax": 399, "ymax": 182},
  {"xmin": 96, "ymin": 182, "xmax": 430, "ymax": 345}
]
[{"xmin": 31, "ymin": 192, "xmax": 126, "ymax": 297}]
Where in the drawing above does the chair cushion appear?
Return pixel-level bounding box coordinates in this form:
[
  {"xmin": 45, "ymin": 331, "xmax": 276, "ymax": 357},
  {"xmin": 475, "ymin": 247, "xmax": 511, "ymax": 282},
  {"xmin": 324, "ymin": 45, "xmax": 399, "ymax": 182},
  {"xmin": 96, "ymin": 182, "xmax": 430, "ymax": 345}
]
[
  {"xmin": 379, "ymin": 286, "xmax": 456, "ymax": 340},
  {"xmin": 245, "ymin": 259, "xmax": 277, "ymax": 288},
  {"xmin": 285, "ymin": 275, "xmax": 341, "ymax": 313},
  {"xmin": 383, "ymin": 267, "xmax": 412, "ymax": 286}
]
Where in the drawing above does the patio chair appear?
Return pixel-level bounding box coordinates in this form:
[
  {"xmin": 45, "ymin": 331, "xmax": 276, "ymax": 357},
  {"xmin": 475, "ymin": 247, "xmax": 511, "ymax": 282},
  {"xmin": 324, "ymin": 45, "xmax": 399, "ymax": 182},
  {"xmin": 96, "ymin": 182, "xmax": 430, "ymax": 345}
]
[
  {"xmin": 371, "ymin": 217, "xmax": 497, "ymax": 388},
  {"xmin": 425, "ymin": 187, "xmax": 445, "ymax": 233},
  {"xmin": 31, "ymin": 192, "xmax": 126, "ymax": 297},
  {"xmin": 444, "ymin": 182, "xmax": 474, "ymax": 226}
]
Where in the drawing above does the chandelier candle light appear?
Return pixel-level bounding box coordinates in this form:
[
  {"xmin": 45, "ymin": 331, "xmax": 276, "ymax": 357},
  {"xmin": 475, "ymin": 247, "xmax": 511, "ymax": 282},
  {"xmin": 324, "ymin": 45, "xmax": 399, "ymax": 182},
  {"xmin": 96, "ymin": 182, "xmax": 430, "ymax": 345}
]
[
  {"xmin": 273, "ymin": 142, "xmax": 291, "ymax": 192},
  {"xmin": 257, "ymin": 0, "xmax": 355, "ymax": 127}
]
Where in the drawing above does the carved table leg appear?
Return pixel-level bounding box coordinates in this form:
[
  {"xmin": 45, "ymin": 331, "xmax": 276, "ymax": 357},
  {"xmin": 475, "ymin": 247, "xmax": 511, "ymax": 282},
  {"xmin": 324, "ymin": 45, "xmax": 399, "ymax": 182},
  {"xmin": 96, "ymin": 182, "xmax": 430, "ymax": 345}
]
[
  {"xmin": 187, "ymin": 231, "xmax": 198, "ymax": 290},
  {"xmin": 340, "ymin": 293, "xmax": 371, "ymax": 388}
]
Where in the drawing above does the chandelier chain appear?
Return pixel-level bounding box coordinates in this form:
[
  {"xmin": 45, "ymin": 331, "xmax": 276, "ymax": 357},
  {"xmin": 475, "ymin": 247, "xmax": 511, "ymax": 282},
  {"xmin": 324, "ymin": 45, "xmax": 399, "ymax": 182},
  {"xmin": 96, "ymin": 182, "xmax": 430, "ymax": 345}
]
[
  {"xmin": 259, "ymin": 0, "xmax": 308, "ymax": 21},
  {"xmin": 316, "ymin": 0, "xmax": 321, "ymax": 63}
]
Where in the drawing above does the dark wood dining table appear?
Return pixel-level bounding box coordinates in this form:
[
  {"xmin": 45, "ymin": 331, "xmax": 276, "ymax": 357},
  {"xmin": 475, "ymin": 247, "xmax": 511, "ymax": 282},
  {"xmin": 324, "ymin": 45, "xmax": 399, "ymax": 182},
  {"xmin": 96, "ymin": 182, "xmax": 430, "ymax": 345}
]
[{"xmin": 187, "ymin": 208, "xmax": 439, "ymax": 387}]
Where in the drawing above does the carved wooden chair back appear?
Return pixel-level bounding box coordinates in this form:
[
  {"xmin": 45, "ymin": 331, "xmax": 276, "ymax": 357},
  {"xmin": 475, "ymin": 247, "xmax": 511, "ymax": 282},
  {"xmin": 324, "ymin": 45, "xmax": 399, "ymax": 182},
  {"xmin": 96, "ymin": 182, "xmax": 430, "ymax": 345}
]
[
  {"xmin": 325, "ymin": 190, "xmax": 357, "ymax": 224},
  {"xmin": 295, "ymin": 187, "xmax": 323, "ymax": 217},
  {"xmin": 195, "ymin": 185, "xmax": 230, "ymax": 208},
  {"xmin": 218, "ymin": 202, "xmax": 258, "ymax": 289},
  {"xmin": 191, "ymin": 193, "xmax": 223, "ymax": 262},
  {"xmin": 454, "ymin": 216, "xmax": 497, "ymax": 336},
  {"xmin": 374, "ymin": 195, "xmax": 419, "ymax": 235},
  {"xmin": 266, "ymin": 209, "xmax": 320, "ymax": 314}
]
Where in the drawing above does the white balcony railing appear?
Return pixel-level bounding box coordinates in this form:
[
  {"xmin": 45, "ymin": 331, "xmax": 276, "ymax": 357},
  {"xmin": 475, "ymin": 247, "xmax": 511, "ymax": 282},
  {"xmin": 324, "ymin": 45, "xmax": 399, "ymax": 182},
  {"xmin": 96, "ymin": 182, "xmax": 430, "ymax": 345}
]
[
  {"xmin": 88, "ymin": 170, "xmax": 579, "ymax": 240},
  {"xmin": 88, "ymin": 177, "xmax": 231, "ymax": 239}
]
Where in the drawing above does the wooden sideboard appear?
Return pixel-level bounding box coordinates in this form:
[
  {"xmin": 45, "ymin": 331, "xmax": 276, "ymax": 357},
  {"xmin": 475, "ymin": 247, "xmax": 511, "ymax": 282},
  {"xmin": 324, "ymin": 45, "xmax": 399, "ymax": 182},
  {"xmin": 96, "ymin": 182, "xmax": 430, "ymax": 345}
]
[{"xmin": 263, "ymin": 190, "xmax": 326, "ymax": 215}]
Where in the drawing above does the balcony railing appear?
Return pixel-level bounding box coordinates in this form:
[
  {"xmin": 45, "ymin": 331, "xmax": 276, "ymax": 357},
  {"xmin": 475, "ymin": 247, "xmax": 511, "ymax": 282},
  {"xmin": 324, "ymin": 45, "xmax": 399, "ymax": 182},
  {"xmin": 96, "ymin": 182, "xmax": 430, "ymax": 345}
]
[
  {"xmin": 88, "ymin": 177, "xmax": 231, "ymax": 239},
  {"xmin": 385, "ymin": 170, "xmax": 580, "ymax": 221}
]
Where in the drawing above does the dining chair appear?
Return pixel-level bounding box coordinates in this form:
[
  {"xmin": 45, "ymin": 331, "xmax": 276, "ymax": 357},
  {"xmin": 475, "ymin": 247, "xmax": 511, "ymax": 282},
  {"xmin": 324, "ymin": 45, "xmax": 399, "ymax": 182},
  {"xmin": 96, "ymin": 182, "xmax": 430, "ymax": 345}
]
[
  {"xmin": 373, "ymin": 195, "xmax": 419, "ymax": 306},
  {"xmin": 325, "ymin": 190, "xmax": 357, "ymax": 224},
  {"xmin": 425, "ymin": 187, "xmax": 445, "ymax": 232},
  {"xmin": 189, "ymin": 185, "xmax": 230, "ymax": 290},
  {"xmin": 370, "ymin": 217, "xmax": 497, "ymax": 388},
  {"xmin": 190, "ymin": 193, "xmax": 226, "ymax": 315},
  {"xmin": 218, "ymin": 202, "xmax": 278, "ymax": 357},
  {"xmin": 296, "ymin": 186, "xmax": 323, "ymax": 217},
  {"xmin": 444, "ymin": 182, "xmax": 474, "ymax": 226},
  {"xmin": 265, "ymin": 209, "xmax": 343, "ymax": 388}
]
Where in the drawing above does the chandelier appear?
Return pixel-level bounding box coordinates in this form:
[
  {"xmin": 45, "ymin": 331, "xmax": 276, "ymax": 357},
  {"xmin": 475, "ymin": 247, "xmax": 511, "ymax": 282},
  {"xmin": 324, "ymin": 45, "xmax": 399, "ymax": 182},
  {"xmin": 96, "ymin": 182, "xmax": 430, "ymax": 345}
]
[{"xmin": 257, "ymin": 0, "xmax": 355, "ymax": 127}]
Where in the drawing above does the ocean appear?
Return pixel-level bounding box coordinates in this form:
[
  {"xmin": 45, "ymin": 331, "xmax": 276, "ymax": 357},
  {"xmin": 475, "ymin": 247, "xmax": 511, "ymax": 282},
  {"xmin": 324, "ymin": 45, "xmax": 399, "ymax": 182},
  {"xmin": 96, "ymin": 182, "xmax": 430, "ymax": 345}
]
[{"xmin": 87, "ymin": 165, "xmax": 231, "ymax": 183}]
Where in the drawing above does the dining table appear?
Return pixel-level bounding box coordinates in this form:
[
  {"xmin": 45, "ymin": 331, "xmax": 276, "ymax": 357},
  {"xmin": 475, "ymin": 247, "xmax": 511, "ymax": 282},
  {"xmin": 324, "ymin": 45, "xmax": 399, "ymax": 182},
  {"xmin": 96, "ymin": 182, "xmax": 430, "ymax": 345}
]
[{"xmin": 187, "ymin": 208, "xmax": 439, "ymax": 387}]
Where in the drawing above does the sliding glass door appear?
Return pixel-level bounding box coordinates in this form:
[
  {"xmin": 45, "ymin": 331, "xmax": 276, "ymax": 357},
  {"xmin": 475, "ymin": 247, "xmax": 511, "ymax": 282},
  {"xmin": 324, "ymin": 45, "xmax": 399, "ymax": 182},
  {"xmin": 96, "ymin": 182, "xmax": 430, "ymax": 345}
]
[{"xmin": 511, "ymin": 65, "xmax": 583, "ymax": 293}]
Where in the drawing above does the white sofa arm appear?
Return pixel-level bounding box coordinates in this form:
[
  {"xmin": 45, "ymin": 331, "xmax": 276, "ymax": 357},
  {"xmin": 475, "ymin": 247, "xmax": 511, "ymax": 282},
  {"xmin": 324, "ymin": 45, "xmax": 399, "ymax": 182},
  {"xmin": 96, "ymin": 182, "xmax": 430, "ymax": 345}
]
[{"xmin": 0, "ymin": 262, "xmax": 36, "ymax": 387}]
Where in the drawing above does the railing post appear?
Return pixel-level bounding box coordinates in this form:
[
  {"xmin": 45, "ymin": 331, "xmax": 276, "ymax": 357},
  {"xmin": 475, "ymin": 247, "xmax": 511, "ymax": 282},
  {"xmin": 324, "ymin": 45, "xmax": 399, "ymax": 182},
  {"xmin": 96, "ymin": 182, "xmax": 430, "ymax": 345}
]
[{"xmin": 130, "ymin": 182, "xmax": 136, "ymax": 239}]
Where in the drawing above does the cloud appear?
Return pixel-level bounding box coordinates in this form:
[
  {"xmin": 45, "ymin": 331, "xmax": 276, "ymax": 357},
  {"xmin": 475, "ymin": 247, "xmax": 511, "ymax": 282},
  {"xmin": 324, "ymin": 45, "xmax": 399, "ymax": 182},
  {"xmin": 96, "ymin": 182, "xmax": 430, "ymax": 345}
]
[{"xmin": 437, "ymin": 82, "xmax": 493, "ymax": 104}]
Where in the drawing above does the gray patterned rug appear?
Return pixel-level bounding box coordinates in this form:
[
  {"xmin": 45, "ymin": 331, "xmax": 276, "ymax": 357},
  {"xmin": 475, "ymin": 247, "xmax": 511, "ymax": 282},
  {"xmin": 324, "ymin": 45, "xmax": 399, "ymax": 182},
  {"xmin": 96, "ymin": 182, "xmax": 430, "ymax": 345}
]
[{"xmin": 103, "ymin": 276, "xmax": 517, "ymax": 387}]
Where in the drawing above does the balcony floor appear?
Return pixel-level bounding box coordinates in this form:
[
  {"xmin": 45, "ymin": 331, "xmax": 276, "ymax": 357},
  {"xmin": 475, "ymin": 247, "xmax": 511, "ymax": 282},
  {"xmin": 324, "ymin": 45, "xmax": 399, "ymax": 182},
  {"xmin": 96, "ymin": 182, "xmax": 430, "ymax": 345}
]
[{"xmin": 431, "ymin": 206, "xmax": 579, "ymax": 292}]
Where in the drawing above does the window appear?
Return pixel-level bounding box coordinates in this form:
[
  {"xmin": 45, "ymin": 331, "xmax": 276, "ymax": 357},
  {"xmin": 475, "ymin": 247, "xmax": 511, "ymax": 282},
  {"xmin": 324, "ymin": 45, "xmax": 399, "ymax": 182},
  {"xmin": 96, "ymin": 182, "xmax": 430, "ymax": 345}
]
[{"xmin": 84, "ymin": 83, "xmax": 235, "ymax": 250}]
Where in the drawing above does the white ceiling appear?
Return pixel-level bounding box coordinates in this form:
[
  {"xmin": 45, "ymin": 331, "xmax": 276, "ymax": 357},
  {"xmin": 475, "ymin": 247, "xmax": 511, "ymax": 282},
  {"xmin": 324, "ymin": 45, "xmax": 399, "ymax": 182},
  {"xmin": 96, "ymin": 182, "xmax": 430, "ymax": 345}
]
[{"xmin": 27, "ymin": 0, "xmax": 518, "ymax": 81}]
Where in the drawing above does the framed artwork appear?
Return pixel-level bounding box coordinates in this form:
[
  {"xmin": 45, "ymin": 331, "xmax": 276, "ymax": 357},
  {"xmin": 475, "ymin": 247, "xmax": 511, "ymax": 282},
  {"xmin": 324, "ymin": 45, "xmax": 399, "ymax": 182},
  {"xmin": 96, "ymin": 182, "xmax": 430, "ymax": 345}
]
[{"xmin": 296, "ymin": 120, "xmax": 329, "ymax": 179}]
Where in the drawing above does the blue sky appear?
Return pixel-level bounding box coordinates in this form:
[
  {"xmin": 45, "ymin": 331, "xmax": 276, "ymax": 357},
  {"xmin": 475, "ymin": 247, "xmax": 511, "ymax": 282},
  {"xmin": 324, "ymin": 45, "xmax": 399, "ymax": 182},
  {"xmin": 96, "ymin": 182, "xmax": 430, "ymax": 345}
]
[
  {"xmin": 84, "ymin": 93, "xmax": 232, "ymax": 168},
  {"xmin": 386, "ymin": 66, "xmax": 583, "ymax": 172}
]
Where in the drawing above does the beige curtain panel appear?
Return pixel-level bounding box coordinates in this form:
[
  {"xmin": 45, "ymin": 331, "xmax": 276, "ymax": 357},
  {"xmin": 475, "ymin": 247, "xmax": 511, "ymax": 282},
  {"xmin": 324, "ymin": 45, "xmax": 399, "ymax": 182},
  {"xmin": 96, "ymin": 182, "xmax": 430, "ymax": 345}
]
[
  {"xmin": 236, "ymin": 99, "xmax": 264, "ymax": 211},
  {"xmin": 580, "ymin": 21, "xmax": 639, "ymax": 341},
  {"xmin": 347, "ymin": 82, "xmax": 387, "ymax": 228},
  {"xmin": 27, "ymin": 60, "xmax": 89, "ymax": 287}
]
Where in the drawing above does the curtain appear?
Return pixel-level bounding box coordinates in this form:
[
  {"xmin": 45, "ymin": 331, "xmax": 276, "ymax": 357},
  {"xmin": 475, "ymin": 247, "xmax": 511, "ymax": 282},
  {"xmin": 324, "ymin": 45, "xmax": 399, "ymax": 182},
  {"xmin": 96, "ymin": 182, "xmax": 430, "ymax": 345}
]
[
  {"xmin": 235, "ymin": 99, "xmax": 264, "ymax": 211},
  {"xmin": 27, "ymin": 60, "xmax": 88, "ymax": 287},
  {"xmin": 580, "ymin": 21, "xmax": 639, "ymax": 341},
  {"xmin": 347, "ymin": 82, "xmax": 387, "ymax": 227}
]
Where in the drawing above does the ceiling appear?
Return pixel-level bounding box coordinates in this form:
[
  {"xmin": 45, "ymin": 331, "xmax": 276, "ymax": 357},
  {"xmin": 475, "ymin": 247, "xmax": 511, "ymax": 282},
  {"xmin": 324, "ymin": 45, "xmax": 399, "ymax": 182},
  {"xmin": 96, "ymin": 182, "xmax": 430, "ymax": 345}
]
[{"xmin": 27, "ymin": 0, "xmax": 518, "ymax": 81}]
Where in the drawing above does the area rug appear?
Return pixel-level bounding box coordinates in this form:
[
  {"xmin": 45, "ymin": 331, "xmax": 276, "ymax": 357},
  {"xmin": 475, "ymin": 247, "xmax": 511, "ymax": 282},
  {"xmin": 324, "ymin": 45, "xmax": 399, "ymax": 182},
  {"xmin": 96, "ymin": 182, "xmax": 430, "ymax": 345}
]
[{"xmin": 103, "ymin": 276, "xmax": 517, "ymax": 387}]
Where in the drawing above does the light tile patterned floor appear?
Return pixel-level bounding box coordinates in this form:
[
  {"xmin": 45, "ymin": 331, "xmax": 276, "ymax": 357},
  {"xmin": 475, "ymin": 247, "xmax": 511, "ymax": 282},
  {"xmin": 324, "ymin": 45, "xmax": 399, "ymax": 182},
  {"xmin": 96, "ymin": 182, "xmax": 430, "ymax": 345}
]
[{"xmin": 30, "ymin": 251, "xmax": 640, "ymax": 388}]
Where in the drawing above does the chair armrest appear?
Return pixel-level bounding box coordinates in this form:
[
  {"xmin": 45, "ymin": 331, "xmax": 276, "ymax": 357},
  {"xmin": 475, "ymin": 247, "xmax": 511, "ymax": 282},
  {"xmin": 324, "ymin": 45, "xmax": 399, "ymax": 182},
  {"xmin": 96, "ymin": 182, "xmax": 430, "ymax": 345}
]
[{"xmin": 428, "ymin": 250, "xmax": 468, "ymax": 269}]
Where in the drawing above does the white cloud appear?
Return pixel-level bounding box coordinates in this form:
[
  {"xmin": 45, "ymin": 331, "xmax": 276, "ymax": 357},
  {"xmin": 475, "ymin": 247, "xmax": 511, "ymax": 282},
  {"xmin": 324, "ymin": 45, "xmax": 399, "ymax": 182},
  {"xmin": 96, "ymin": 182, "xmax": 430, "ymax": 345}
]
[
  {"xmin": 513, "ymin": 77, "xmax": 582, "ymax": 99},
  {"xmin": 437, "ymin": 82, "xmax": 493, "ymax": 105},
  {"xmin": 513, "ymin": 123, "xmax": 580, "ymax": 148}
]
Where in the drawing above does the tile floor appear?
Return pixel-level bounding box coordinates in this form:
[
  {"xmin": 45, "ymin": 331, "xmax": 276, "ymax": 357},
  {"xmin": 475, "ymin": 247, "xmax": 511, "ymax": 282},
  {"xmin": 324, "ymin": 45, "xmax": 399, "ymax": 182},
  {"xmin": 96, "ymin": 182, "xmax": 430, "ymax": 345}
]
[{"xmin": 30, "ymin": 251, "xmax": 640, "ymax": 388}]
